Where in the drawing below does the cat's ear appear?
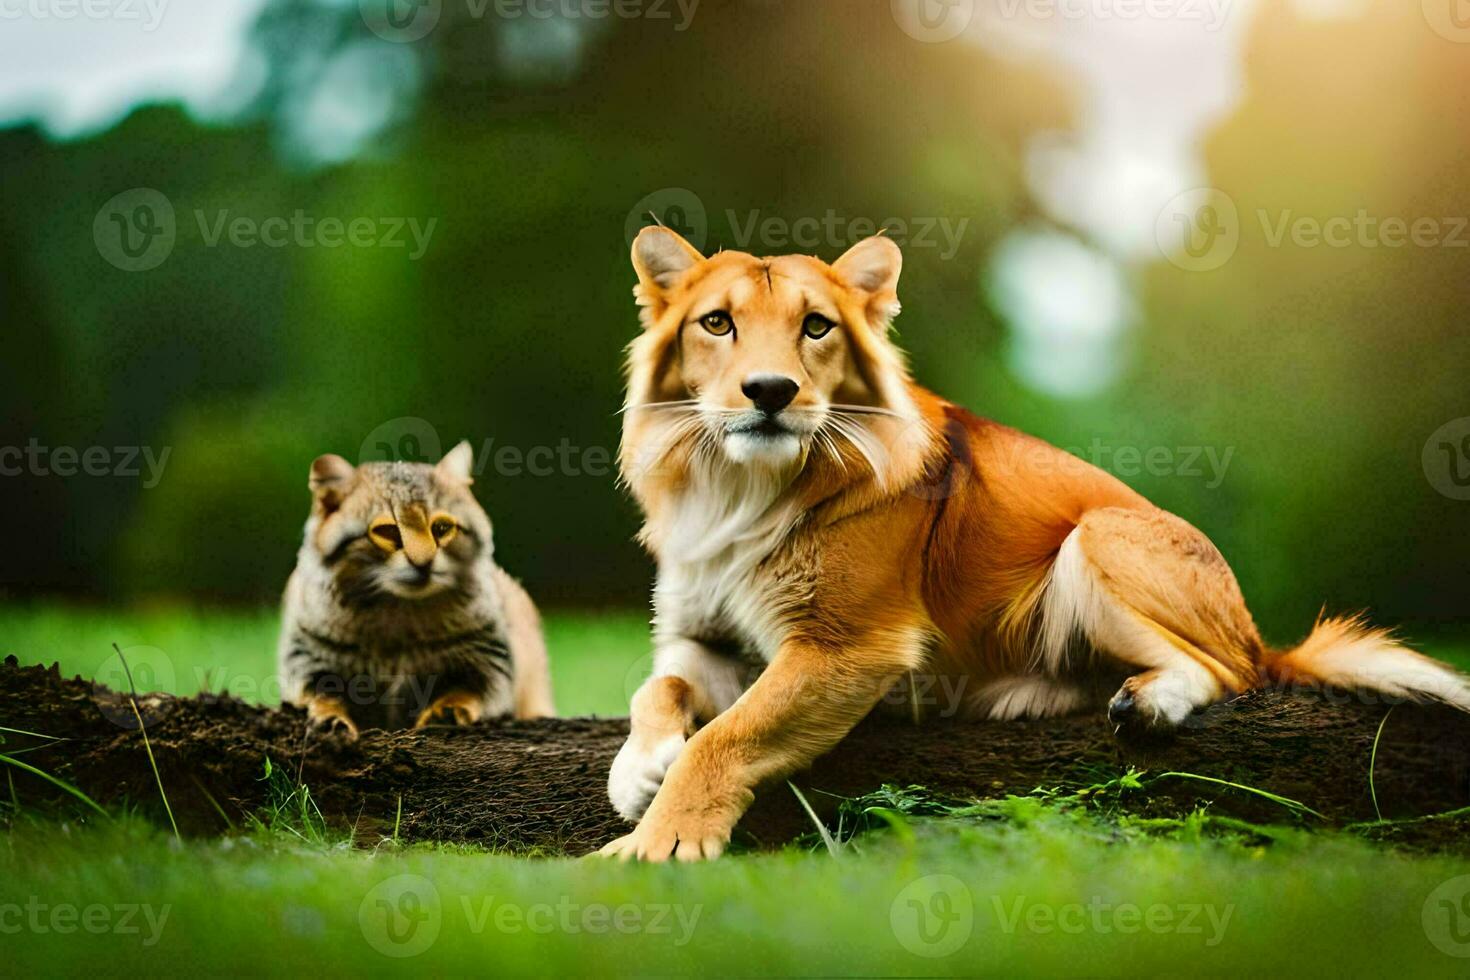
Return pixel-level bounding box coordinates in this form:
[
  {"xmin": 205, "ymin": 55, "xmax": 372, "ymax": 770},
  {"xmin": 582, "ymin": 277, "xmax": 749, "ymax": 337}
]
[
  {"xmin": 631, "ymin": 226, "xmax": 703, "ymax": 327},
  {"xmin": 833, "ymin": 235, "xmax": 902, "ymax": 325},
  {"xmin": 435, "ymin": 440, "xmax": 474, "ymax": 485},
  {"xmin": 309, "ymin": 454, "xmax": 355, "ymax": 514}
]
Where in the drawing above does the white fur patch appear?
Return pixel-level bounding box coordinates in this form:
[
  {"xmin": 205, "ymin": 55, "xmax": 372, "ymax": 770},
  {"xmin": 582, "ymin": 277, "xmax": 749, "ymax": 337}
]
[
  {"xmin": 1293, "ymin": 633, "xmax": 1470, "ymax": 712},
  {"xmin": 607, "ymin": 731, "xmax": 685, "ymax": 822},
  {"xmin": 650, "ymin": 453, "xmax": 801, "ymax": 664},
  {"xmin": 977, "ymin": 675, "xmax": 1089, "ymax": 720},
  {"xmin": 1037, "ymin": 525, "xmax": 1222, "ymax": 724},
  {"xmin": 1034, "ymin": 528, "xmax": 1109, "ymax": 675},
  {"xmin": 724, "ymin": 431, "xmax": 803, "ymax": 466}
]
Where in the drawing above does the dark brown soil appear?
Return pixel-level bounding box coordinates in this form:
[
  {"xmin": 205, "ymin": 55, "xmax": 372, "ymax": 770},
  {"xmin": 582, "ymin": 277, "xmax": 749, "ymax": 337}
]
[{"xmin": 3, "ymin": 655, "xmax": 1468, "ymax": 854}]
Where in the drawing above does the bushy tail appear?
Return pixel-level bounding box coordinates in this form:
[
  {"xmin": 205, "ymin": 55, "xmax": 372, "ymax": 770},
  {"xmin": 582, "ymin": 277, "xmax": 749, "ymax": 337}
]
[{"xmin": 1262, "ymin": 614, "xmax": 1470, "ymax": 712}]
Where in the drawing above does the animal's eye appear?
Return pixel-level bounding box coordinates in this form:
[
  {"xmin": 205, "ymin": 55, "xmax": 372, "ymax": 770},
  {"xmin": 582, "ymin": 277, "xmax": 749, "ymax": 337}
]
[
  {"xmin": 370, "ymin": 523, "xmax": 402, "ymax": 549},
  {"xmin": 802, "ymin": 314, "xmax": 835, "ymax": 340},
  {"xmin": 699, "ymin": 311, "xmax": 733, "ymax": 336},
  {"xmin": 431, "ymin": 517, "xmax": 457, "ymax": 542}
]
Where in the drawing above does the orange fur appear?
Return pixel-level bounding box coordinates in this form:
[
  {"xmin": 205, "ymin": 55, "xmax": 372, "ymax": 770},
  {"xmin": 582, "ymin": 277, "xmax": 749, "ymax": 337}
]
[{"xmin": 601, "ymin": 227, "xmax": 1470, "ymax": 862}]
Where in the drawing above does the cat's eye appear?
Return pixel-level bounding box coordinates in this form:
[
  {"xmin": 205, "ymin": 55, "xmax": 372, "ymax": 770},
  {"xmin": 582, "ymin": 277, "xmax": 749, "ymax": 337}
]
[
  {"xmin": 802, "ymin": 313, "xmax": 835, "ymax": 340},
  {"xmin": 430, "ymin": 516, "xmax": 458, "ymax": 544},
  {"xmin": 699, "ymin": 311, "xmax": 733, "ymax": 336},
  {"xmin": 369, "ymin": 522, "xmax": 402, "ymax": 550}
]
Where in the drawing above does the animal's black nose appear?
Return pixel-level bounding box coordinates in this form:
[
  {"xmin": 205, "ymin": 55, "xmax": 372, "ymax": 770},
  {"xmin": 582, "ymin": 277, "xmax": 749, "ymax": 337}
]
[{"xmin": 741, "ymin": 374, "xmax": 799, "ymax": 414}]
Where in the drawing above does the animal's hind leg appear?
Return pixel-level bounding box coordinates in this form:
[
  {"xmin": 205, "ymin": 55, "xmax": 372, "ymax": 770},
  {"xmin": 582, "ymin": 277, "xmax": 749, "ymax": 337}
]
[{"xmin": 1040, "ymin": 507, "xmax": 1263, "ymax": 729}]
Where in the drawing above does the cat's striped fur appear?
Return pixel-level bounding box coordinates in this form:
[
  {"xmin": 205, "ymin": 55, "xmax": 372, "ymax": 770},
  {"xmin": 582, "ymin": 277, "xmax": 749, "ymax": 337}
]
[{"xmin": 278, "ymin": 441, "xmax": 553, "ymax": 735}]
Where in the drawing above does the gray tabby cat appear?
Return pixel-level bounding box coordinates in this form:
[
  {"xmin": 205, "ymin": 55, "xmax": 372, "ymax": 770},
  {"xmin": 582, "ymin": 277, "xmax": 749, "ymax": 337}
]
[{"xmin": 278, "ymin": 441, "xmax": 554, "ymax": 736}]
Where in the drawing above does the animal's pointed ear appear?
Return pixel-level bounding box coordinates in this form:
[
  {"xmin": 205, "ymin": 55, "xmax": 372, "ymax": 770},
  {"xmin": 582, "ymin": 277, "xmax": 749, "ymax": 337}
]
[
  {"xmin": 834, "ymin": 235, "xmax": 903, "ymax": 296},
  {"xmin": 309, "ymin": 454, "xmax": 355, "ymax": 514},
  {"xmin": 435, "ymin": 439, "xmax": 474, "ymax": 485},
  {"xmin": 631, "ymin": 226, "xmax": 703, "ymax": 326}
]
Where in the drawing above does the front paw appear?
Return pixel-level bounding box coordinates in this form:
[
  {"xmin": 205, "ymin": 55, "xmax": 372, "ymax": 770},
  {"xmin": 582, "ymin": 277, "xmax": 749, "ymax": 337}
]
[
  {"xmin": 414, "ymin": 691, "xmax": 485, "ymax": 729},
  {"xmin": 597, "ymin": 805, "xmax": 731, "ymax": 863},
  {"xmin": 304, "ymin": 695, "xmax": 359, "ymax": 740},
  {"xmin": 607, "ymin": 732, "xmax": 685, "ymax": 822}
]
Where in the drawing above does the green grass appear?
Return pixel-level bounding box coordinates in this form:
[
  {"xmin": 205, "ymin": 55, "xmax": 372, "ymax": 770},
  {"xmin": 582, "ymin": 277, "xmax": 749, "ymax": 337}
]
[
  {"xmin": 2, "ymin": 802, "xmax": 1468, "ymax": 975},
  {"xmin": 3, "ymin": 606, "xmax": 1470, "ymax": 975}
]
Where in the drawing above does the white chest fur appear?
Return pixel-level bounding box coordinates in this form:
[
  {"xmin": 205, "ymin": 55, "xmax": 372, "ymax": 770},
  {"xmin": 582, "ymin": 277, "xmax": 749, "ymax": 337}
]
[{"xmin": 648, "ymin": 463, "xmax": 799, "ymax": 663}]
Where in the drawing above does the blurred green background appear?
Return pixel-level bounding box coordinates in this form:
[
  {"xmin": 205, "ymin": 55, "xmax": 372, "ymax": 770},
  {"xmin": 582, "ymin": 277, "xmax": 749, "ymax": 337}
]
[{"xmin": 2, "ymin": 0, "xmax": 1467, "ymax": 648}]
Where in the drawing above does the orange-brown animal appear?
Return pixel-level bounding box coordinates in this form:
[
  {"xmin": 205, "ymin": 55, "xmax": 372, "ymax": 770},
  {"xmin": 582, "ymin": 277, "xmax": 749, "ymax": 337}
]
[{"xmin": 601, "ymin": 226, "xmax": 1470, "ymax": 862}]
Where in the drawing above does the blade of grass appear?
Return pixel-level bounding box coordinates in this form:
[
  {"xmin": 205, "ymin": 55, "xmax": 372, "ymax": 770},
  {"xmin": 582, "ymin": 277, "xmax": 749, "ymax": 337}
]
[
  {"xmin": 1344, "ymin": 804, "xmax": 1470, "ymax": 831},
  {"xmin": 188, "ymin": 774, "xmax": 234, "ymax": 830},
  {"xmin": 111, "ymin": 643, "xmax": 180, "ymax": 840},
  {"xmin": 0, "ymin": 724, "xmax": 61, "ymax": 741},
  {"xmin": 1367, "ymin": 705, "xmax": 1395, "ymax": 823},
  {"xmin": 0, "ymin": 752, "xmax": 109, "ymax": 819},
  {"xmin": 1149, "ymin": 771, "xmax": 1327, "ymax": 821},
  {"xmin": 788, "ymin": 782, "xmax": 841, "ymax": 858}
]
